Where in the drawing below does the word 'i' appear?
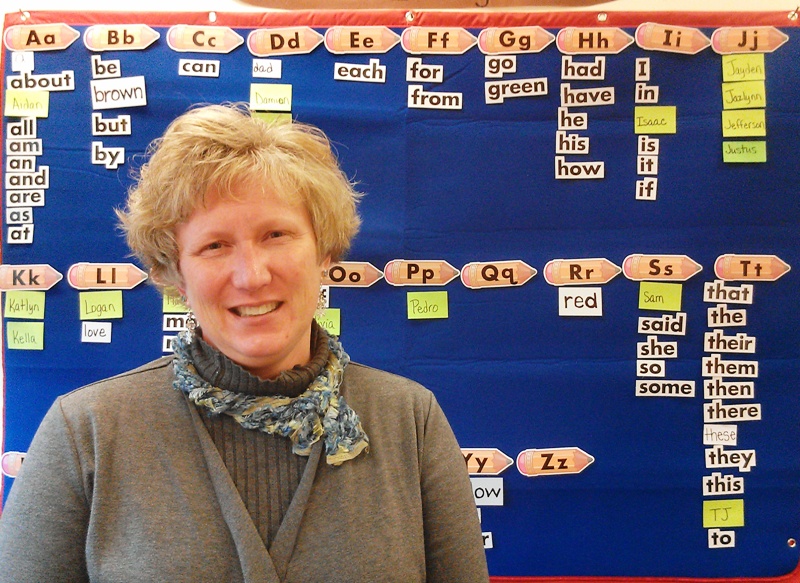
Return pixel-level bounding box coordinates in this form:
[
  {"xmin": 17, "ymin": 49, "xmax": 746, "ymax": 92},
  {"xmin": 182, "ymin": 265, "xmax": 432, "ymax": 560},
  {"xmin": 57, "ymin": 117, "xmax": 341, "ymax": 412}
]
[{"xmin": 635, "ymin": 57, "xmax": 660, "ymax": 201}]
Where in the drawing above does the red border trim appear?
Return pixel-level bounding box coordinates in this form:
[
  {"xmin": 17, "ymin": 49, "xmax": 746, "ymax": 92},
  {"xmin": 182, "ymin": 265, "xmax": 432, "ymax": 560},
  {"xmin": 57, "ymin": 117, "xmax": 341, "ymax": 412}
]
[
  {"xmin": 0, "ymin": 6, "xmax": 7, "ymax": 515},
  {"xmin": 4, "ymin": 10, "xmax": 800, "ymax": 29},
  {"xmin": 489, "ymin": 560, "xmax": 800, "ymax": 582}
]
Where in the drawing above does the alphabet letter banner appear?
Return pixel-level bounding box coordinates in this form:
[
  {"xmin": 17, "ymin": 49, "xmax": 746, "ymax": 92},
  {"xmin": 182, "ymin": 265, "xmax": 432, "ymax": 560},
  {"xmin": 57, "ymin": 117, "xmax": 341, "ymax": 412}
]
[{"xmin": 2, "ymin": 9, "xmax": 800, "ymax": 581}]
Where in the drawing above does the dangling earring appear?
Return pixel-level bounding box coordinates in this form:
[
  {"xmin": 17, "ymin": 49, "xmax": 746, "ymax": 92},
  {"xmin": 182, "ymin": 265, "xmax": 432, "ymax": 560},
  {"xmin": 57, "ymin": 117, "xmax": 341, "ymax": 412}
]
[
  {"xmin": 185, "ymin": 310, "xmax": 198, "ymax": 342},
  {"xmin": 181, "ymin": 296, "xmax": 198, "ymax": 342},
  {"xmin": 315, "ymin": 286, "xmax": 328, "ymax": 318}
]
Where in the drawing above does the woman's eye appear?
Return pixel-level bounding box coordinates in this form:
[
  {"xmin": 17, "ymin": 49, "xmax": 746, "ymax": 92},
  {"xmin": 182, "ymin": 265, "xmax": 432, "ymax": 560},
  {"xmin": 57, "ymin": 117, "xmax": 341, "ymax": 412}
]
[{"xmin": 204, "ymin": 241, "xmax": 223, "ymax": 251}]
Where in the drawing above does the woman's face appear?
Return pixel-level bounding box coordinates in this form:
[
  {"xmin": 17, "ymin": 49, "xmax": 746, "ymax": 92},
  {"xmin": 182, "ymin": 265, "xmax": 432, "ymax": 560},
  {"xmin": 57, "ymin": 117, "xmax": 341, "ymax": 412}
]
[{"xmin": 175, "ymin": 181, "xmax": 329, "ymax": 379}]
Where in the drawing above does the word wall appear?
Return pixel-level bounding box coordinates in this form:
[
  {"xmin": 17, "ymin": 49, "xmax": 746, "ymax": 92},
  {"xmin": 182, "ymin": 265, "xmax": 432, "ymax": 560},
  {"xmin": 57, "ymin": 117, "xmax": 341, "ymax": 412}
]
[{"xmin": 2, "ymin": 10, "xmax": 799, "ymax": 582}]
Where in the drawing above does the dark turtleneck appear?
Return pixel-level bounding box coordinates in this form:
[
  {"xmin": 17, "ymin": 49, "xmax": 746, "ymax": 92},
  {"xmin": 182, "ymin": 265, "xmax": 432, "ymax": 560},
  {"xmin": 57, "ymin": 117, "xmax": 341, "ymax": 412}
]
[{"xmin": 188, "ymin": 322, "xmax": 331, "ymax": 549}]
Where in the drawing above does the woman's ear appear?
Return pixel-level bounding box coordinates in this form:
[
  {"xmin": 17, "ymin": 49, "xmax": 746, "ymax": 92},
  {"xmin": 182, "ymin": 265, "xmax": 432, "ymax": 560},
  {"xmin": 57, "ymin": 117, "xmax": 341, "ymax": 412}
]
[
  {"xmin": 173, "ymin": 269, "xmax": 188, "ymax": 306},
  {"xmin": 320, "ymin": 255, "xmax": 332, "ymax": 281}
]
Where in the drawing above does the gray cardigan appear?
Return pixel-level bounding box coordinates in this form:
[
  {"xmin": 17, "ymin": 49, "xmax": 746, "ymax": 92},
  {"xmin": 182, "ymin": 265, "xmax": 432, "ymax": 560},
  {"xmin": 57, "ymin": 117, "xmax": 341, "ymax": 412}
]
[{"xmin": 0, "ymin": 357, "xmax": 489, "ymax": 583}]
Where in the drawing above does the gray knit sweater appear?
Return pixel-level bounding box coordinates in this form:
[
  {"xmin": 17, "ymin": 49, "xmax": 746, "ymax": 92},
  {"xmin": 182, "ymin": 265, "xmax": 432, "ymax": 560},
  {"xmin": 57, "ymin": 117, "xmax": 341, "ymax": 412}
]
[
  {"xmin": 189, "ymin": 325, "xmax": 330, "ymax": 548},
  {"xmin": 0, "ymin": 338, "xmax": 489, "ymax": 582}
]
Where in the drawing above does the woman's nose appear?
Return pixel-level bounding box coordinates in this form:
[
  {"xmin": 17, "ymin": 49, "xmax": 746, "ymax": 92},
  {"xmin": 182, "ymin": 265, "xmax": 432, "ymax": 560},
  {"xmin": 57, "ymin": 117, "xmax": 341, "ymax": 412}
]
[{"xmin": 231, "ymin": 244, "xmax": 271, "ymax": 289}]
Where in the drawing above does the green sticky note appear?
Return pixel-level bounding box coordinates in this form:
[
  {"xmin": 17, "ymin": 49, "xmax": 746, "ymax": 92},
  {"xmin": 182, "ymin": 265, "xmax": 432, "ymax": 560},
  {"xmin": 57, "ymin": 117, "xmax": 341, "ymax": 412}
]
[
  {"xmin": 4, "ymin": 290, "xmax": 46, "ymax": 319},
  {"xmin": 4, "ymin": 89, "xmax": 50, "ymax": 118},
  {"xmin": 634, "ymin": 106, "xmax": 676, "ymax": 135},
  {"xmin": 407, "ymin": 291, "xmax": 448, "ymax": 320},
  {"xmin": 722, "ymin": 80, "xmax": 766, "ymax": 110},
  {"xmin": 722, "ymin": 109, "xmax": 766, "ymax": 137},
  {"xmin": 7, "ymin": 321, "xmax": 44, "ymax": 350},
  {"xmin": 253, "ymin": 111, "xmax": 292, "ymax": 124},
  {"xmin": 723, "ymin": 141, "xmax": 767, "ymax": 163},
  {"xmin": 639, "ymin": 282, "xmax": 682, "ymax": 311},
  {"xmin": 722, "ymin": 54, "xmax": 765, "ymax": 82},
  {"xmin": 163, "ymin": 291, "xmax": 188, "ymax": 314},
  {"xmin": 79, "ymin": 290, "xmax": 123, "ymax": 320},
  {"xmin": 315, "ymin": 308, "xmax": 341, "ymax": 336},
  {"xmin": 250, "ymin": 83, "xmax": 292, "ymax": 112},
  {"xmin": 703, "ymin": 499, "xmax": 744, "ymax": 528}
]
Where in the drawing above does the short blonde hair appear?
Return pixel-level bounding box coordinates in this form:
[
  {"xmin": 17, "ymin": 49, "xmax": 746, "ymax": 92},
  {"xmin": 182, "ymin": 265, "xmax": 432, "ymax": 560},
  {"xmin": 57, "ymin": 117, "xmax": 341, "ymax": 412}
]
[{"xmin": 117, "ymin": 103, "xmax": 361, "ymax": 290}]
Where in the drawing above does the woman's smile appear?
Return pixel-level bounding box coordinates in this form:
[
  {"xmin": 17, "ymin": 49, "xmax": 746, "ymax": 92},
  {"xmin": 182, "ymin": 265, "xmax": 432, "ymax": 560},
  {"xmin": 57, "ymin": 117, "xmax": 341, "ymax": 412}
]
[{"xmin": 232, "ymin": 302, "xmax": 280, "ymax": 318}]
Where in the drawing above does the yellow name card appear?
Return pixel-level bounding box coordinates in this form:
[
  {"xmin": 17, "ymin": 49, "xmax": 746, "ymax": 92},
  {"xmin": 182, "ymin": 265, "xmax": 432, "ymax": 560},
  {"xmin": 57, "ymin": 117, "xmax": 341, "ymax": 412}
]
[
  {"xmin": 703, "ymin": 499, "xmax": 744, "ymax": 528},
  {"xmin": 250, "ymin": 83, "xmax": 292, "ymax": 112},
  {"xmin": 80, "ymin": 290, "xmax": 123, "ymax": 320},
  {"xmin": 639, "ymin": 282, "xmax": 682, "ymax": 312},
  {"xmin": 407, "ymin": 291, "xmax": 449, "ymax": 320},
  {"xmin": 722, "ymin": 109, "xmax": 766, "ymax": 137},
  {"xmin": 315, "ymin": 308, "xmax": 341, "ymax": 336},
  {"xmin": 162, "ymin": 290, "xmax": 188, "ymax": 313},
  {"xmin": 253, "ymin": 111, "xmax": 292, "ymax": 124},
  {"xmin": 4, "ymin": 89, "xmax": 50, "ymax": 118},
  {"xmin": 723, "ymin": 141, "xmax": 766, "ymax": 163},
  {"xmin": 7, "ymin": 321, "xmax": 44, "ymax": 350},
  {"xmin": 722, "ymin": 80, "xmax": 766, "ymax": 110},
  {"xmin": 634, "ymin": 106, "xmax": 676, "ymax": 135},
  {"xmin": 4, "ymin": 290, "xmax": 45, "ymax": 319},
  {"xmin": 722, "ymin": 54, "xmax": 765, "ymax": 82}
]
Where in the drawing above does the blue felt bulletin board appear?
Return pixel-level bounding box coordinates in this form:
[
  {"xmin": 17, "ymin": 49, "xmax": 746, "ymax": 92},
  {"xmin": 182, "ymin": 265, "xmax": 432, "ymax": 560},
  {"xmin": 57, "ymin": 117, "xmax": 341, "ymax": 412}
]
[{"xmin": 2, "ymin": 9, "xmax": 800, "ymax": 582}]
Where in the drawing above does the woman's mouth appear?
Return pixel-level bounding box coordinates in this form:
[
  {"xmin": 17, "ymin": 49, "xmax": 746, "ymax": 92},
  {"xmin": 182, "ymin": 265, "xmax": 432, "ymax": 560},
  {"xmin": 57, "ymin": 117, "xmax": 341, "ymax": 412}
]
[{"xmin": 233, "ymin": 302, "xmax": 280, "ymax": 317}]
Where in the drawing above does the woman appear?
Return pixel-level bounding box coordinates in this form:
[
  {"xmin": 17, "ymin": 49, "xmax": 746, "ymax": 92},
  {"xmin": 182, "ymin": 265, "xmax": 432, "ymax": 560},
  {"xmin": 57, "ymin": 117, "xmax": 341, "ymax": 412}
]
[{"xmin": 0, "ymin": 104, "xmax": 489, "ymax": 582}]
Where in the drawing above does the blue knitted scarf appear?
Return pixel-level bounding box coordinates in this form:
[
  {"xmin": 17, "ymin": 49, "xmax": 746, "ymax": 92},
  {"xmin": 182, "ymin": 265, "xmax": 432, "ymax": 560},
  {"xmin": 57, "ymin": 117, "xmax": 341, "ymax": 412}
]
[{"xmin": 172, "ymin": 330, "xmax": 369, "ymax": 466}]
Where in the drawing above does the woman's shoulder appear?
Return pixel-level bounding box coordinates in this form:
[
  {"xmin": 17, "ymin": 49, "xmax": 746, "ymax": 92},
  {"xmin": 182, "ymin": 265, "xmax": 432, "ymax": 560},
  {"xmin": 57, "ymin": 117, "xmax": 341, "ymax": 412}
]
[
  {"xmin": 344, "ymin": 361, "xmax": 428, "ymax": 389},
  {"xmin": 342, "ymin": 362, "xmax": 436, "ymax": 408},
  {"xmin": 57, "ymin": 356, "xmax": 177, "ymax": 412}
]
